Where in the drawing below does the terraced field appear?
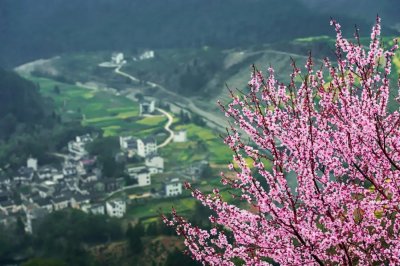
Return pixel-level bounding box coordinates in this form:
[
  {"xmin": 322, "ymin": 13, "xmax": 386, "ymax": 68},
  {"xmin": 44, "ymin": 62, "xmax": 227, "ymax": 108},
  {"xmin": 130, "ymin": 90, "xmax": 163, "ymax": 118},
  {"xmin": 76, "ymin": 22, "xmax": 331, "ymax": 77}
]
[
  {"xmin": 27, "ymin": 76, "xmax": 167, "ymax": 137},
  {"xmin": 160, "ymin": 123, "xmax": 232, "ymax": 167}
]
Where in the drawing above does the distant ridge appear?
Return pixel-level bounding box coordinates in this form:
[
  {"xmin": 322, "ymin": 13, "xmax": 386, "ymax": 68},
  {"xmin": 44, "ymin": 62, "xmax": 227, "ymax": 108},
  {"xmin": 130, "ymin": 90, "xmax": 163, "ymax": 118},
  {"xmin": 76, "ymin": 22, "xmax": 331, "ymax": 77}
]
[{"xmin": 0, "ymin": 0, "xmax": 374, "ymax": 67}]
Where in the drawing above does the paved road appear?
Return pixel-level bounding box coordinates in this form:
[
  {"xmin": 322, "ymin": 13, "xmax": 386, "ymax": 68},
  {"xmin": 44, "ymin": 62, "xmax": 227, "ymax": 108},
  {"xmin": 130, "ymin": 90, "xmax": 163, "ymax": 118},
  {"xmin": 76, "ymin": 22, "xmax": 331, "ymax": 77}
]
[
  {"xmin": 115, "ymin": 65, "xmax": 139, "ymax": 82},
  {"xmin": 114, "ymin": 65, "xmax": 175, "ymax": 148},
  {"xmin": 114, "ymin": 65, "xmax": 228, "ymax": 132},
  {"xmin": 156, "ymin": 108, "xmax": 174, "ymax": 148}
]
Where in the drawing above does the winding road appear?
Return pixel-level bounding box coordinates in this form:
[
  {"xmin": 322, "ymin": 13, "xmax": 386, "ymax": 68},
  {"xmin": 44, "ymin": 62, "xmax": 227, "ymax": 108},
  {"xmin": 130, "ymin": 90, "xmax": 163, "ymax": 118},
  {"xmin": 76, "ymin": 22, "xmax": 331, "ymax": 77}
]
[
  {"xmin": 113, "ymin": 65, "xmax": 175, "ymax": 148},
  {"xmin": 114, "ymin": 64, "xmax": 228, "ymax": 132},
  {"xmin": 115, "ymin": 65, "xmax": 139, "ymax": 82},
  {"xmin": 155, "ymin": 108, "xmax": 174, "ymax": 148}
]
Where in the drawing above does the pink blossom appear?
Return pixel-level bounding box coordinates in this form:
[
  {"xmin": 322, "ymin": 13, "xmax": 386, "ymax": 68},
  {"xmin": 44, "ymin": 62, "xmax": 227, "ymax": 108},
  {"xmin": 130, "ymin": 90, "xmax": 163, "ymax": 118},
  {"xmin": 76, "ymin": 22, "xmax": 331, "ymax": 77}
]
[{"xmin": 165, "ymin": 17, "xmax": 400, "ymax": 265}]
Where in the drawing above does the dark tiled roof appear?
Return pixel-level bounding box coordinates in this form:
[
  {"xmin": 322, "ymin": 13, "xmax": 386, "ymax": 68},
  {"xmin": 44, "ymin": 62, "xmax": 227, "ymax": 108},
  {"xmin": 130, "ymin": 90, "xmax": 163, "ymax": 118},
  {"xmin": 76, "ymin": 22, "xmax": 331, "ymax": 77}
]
[
  {"xmin": 73, "ymin": 193, "xmax": 91, "ymax": 202},
  {"xmin": 34, "ymin": 197, "xmax": 52, "ymax": 206},
  {"xmin": 0, "ymin": 200, "xmax": 15, "ymax": 207},
  {"xmin": 52, "ymin": 194, "xmax": 72, "ymax": 203}
]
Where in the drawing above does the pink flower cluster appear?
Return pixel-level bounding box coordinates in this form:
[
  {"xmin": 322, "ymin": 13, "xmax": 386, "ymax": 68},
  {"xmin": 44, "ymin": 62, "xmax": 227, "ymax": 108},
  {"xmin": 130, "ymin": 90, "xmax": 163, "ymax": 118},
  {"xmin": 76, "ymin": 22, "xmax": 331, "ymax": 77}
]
[{"xmin": 164, "ymin": 17, "xmax": 400, "ymax": 265}]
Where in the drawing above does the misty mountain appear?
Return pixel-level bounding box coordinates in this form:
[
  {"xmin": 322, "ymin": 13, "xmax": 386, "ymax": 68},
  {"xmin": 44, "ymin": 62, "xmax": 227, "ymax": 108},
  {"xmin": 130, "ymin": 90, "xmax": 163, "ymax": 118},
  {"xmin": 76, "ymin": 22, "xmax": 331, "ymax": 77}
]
[
  {"xmin": 0, "ymin": 0, "xmax": 376, "ymax": 67},
  {"xmin": 299, "ymin": 0, "xmax": 400, "ymax": 29}
]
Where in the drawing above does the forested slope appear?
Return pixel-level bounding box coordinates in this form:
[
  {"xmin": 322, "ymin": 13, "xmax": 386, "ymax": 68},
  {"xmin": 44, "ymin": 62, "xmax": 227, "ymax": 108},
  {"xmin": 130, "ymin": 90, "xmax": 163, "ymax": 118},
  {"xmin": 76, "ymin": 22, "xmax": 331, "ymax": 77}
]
[{"xmin": 0, "ymin": 0, "xmax": 372, "ymax": 67}]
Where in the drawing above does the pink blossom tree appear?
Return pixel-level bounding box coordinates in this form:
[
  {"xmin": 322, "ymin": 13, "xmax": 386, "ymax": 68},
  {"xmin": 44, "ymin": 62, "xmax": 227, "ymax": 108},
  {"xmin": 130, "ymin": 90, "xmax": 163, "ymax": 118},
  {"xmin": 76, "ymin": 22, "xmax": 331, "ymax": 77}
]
[{"xmin": 164, "ymin": 17, "xmax": 400, "ymax": 265}]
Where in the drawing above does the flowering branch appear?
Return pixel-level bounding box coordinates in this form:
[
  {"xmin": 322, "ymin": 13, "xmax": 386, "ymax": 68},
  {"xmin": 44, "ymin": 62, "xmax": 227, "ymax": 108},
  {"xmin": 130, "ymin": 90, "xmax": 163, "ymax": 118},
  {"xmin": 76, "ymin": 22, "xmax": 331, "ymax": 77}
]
[{"xmin": 165, "ymin": 17, "xmax": 400, "ymax": 265}]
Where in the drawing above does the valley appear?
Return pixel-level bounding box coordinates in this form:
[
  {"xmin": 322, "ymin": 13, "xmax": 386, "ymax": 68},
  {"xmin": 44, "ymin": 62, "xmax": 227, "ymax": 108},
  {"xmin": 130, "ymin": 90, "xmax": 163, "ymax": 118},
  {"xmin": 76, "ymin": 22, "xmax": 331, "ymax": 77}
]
[{"xmin": 2, "ymin": 11, "xmax": 400, "ymax": 264}]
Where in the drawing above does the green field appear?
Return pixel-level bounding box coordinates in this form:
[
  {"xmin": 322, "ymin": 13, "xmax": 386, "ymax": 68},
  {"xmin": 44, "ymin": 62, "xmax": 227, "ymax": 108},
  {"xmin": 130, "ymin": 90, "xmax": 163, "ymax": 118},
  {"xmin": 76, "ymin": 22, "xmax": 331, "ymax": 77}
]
[
  {"xmin": 160, "ymin": 124, "xmax": 232, "ymax": 167},
  {"xmin": 27, "ymin": 76, "xmax": 169, "ymax": 137},
  {"xmin": 27, "ymin": 75, "xmax": 249, "ymax": 221},
  {"xmin": 29, "ymin": 75, "xmax": 231, "ymax": 165},
  {"xmin": 126, "ymin": 181, "xmax": 235, "ymax": 220},
  {"xmin": 127, "ymin": 196, "xmax": 196, "ymax": 219}
]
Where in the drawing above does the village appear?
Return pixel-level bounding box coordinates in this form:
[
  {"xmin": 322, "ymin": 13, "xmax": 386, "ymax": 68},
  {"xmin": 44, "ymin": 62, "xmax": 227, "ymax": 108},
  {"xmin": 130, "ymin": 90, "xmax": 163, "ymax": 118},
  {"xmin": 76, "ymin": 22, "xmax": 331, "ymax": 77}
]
[{"xmin": 0, "ymin": 94, "xmax": 210, "ymax": 234}]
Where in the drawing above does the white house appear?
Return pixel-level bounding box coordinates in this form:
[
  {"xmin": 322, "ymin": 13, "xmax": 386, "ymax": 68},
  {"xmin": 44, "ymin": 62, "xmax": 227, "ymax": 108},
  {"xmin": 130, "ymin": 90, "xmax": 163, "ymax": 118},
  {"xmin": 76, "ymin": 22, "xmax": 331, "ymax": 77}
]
[
  {"xmin": 52, "ymin": 173, "xmax": 64, "ymax": 182},
  {"xmin": 76, "ymin": 134, "xmax": 92, "ymax": 143},
  {"xmin": 89, "ymin": 203, "xmax": 105, "ymax": 215},
  {"xmin": 68, "ymin": 134, "xmax": 92, "ymax": 159},
  {"xmin": 52, "ymin": 195, "xmax": 71, "ymax": 211},
  {"xmin": 136, "ymin": 169, "xmax": 151, "ymax": 186},
  {"xmin": 127, "ymin": 166, "xmax": 151, "ymax": 187},
  {"xmin": 63, "ymin": 166, "xmax": 77, "ymax": 177},
  {"xmin": 164, "ymin": 178, "xmax": 182, "ymax": 197},
  {"xmin": 138, "ymin": 50, "xmax": 155, "ymax": 60},
  {"xmin": 173, "ymin": 130, "xmax": 187, "ymax": 142},
  {"xmin": 80, "ymin": 174, "xmax": 98, "ymax": 183},
  {"xmin": 37, "ymin": 166, "xmax": 58, "ymax": 180},
  {"xmin": 27, "ymin": 157, "xmax": 38, "ymax": 171},
  {"xmin": 137, "ymin": 137, "xmax": 157, "ymax": 157},
  {"xmin": 119, "ymin": 136, "xmax": 137, "ymax": 150},
  {"xmin": 139, "ymin": 100, "xmax": 155, "ymax": 115},
  {"xmin": 145, "ymin": 155, "xmax": 164, "ymax": 173},
  {"xmin": 106, "ymin": 200, "xmax": 126, "ymax": 218},
  {"xmin": 111, "ymin": 52, "xmax": 124, "ymax": 65}
]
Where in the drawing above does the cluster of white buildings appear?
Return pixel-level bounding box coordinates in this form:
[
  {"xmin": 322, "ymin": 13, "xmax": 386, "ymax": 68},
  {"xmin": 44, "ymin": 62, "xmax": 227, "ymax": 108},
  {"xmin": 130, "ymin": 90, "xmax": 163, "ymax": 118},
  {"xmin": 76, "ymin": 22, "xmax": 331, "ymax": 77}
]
[
  {"xmin": 120, "ymin": 136, "xmax": 158, "ymax": 158},
  {"xmin": 105, "ymin": 199, "xmax": 126, "ymax": 218},
  {"xmin": 119, "ymin": 133, "xmax": 184, "ymax": 197},
  {"xmin": 127, "ymin": 166, "xmax": 152, "ymax": 187},
  {"xmin": 68, "ymin": 134, "xmax": 93, "ymax": 160},
  {"xmin": 0, "ymin": 88, "xmax": 213, "ymax": 236},
  {"xmin": 100, "ymin": 50, "xmax": 154, "ymax": 68},
  {"xmin": 132, "ymin": 50, "xmax": 155, "ymax": 61},
  {"xmin": 80, "ymin": 199, "xmax": 127, "ymax": 218},
  {"xmin": 0, "ymin": 133, "xmax": 132, "ymax": 234}
]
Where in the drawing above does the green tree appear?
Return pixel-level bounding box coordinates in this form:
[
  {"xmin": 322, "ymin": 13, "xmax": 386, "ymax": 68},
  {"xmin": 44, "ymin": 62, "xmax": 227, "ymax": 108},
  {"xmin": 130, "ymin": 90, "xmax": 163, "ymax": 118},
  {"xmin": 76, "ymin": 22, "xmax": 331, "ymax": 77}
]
[
  {"xmin": 179, "ymin": 110, "xmax": 190, "ymax": 124},
  {"xmin": 32, "ymin": 209, "xmax": 122, "ymax": 264},
  {"xmin": 146, "ymin": 222, "xmax": 159, "ymax": 236},
  {"xmin": 53, "ymin": 85, "xmax": 61, "ymax": 94},
  {"xmin": 86, "ymin": 137, "xmax": 124, "ymax": 177},
  {"xmin": 165, "ymin": 249, "xmax": 200, "ymax": 266},
  {"xmin": 200, "ymin": 164, "xmax": 213, "ymax": 179},
  {"xmin": 134, "ymin": 93, "xmax": 144, "ymax": 101},
  {"xmin": 191, "ymin": 113, "xmax": 206, "ymax": 126},
  {"xmin": 22, "ymin": 258, "xmax": 67, "ymax": 266},
  {"xmin": 126, "ymin": 224, "xmax": 143, "ymax": 255}
]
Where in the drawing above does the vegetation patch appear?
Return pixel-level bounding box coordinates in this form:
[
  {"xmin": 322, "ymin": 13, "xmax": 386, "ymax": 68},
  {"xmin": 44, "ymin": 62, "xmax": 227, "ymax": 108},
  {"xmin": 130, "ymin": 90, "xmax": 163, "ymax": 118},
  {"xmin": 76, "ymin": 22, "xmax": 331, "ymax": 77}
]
[
  {"xmin": 26, "ymin": 76, "xmax": 172, "ymax": 138},
  {"xmin": 137, "ymin": 116, "xmax": 167, "ymax": 126},
  {"xmin": 127, "ymin": 197, "xmax": 196, "ymax": 219}
]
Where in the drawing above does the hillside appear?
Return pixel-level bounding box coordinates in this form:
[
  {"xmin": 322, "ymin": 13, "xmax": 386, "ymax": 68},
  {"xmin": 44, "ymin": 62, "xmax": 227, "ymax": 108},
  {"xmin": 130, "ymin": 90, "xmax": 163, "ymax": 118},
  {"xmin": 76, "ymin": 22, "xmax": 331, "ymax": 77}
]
[
  {"xmin": 0, "ymin": 70, "xmax": 91, "ymax": 169},
  {"xmin": 0, "ymin": 0, "xmax": 373, "ymax": 67},
  {"xmin": 300, "ymin": 0, "xmax": 400, "ymax": 31},
  {"xmin": 0, "ymin": 68, "xmax": 49, "ymax": 139},
  {"xmin": 23, "ymin": 26, "xmax": 400, "ymax": 123}
]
